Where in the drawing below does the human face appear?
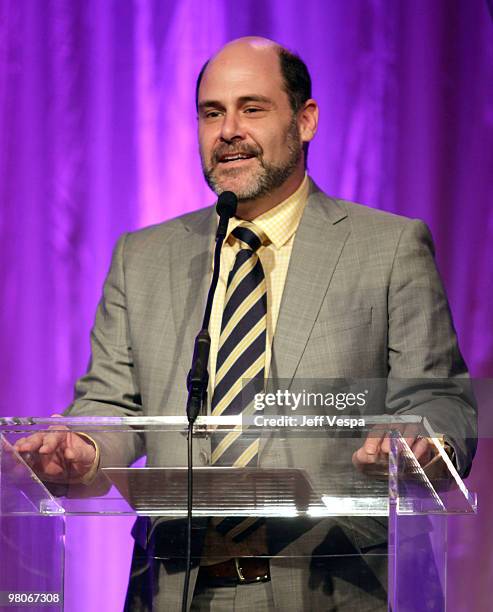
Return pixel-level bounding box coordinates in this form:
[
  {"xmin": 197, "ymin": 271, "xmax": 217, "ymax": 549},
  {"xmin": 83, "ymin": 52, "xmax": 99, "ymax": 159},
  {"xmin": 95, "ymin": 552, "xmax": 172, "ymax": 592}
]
[{"xmin": 197, "ymin": 45, "xmax": 304, "ymax": 204}]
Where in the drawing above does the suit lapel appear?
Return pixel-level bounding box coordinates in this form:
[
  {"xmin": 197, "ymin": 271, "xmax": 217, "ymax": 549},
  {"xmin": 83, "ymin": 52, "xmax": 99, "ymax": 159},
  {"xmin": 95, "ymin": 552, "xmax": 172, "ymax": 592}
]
[
  {"xmin": 269, "ymin": 187, "xmax": 349, "ymax": 385},
  {"xmin": 168, "ymin": 207, "xmax": 216, "ymax": 375}
]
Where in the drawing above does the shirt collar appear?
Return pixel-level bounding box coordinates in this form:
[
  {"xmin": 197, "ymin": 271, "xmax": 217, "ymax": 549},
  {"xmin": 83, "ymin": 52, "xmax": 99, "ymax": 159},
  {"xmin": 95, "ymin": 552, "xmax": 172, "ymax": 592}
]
[{"xmin": 225, "ymin": 174, "xmax": 309, "ymax": 249}]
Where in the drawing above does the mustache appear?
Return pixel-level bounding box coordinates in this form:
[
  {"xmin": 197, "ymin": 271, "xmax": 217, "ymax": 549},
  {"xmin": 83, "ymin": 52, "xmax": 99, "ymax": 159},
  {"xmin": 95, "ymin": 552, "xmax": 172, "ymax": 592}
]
[{"xmin": 211, "ymin": 143, "xmax": 262, "ymax": 165}]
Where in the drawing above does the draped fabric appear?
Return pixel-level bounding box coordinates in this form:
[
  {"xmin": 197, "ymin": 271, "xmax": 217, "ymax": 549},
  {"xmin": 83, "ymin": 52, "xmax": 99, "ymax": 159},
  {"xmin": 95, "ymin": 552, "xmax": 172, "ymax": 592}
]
[{"xmin": 1, "ymin": 1, "xmax": 492, "ymax": 610}]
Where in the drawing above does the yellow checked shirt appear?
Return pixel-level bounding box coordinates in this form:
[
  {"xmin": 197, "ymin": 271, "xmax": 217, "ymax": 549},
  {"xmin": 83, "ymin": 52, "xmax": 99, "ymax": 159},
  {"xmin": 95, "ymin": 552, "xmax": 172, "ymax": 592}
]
[{"xmin": 208, "ymin": 174, "xmax": 309, "ymax": 400}]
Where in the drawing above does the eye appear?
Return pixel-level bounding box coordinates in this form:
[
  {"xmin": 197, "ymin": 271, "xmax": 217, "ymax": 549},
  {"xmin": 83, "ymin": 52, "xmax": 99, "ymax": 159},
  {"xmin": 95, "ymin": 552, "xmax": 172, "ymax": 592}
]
[
  {"xmin": 205, "ymin": 110, "xmax": 222, "ymax": 119},
  {"xmin": 244, "ymin": 107, "xmax": 263, "ymax": 114}
]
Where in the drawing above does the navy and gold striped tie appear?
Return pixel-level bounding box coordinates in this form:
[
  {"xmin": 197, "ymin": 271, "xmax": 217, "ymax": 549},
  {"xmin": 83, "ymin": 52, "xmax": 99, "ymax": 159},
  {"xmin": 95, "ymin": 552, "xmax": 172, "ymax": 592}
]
[{"xmin": 211, "ymin": 221, "xmax": 268, "ymax": 467}]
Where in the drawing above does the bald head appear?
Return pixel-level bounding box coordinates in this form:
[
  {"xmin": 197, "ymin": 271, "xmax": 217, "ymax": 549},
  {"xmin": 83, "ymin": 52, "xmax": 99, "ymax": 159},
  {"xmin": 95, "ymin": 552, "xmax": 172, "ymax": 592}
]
[
  {"xmin": 215, "ymin": 36, "xmax": 280, "ymax": 55},
  {"xmin": 195, "ymin": 37, "xmax": 312, "ymax": 115}
]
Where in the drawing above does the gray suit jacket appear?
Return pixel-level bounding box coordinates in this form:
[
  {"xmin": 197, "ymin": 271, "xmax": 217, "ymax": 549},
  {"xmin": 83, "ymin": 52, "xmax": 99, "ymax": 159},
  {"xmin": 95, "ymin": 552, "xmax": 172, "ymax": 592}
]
[{"xmin": 68, "ymin": 180, "xmax": 476, "ymax": 610}]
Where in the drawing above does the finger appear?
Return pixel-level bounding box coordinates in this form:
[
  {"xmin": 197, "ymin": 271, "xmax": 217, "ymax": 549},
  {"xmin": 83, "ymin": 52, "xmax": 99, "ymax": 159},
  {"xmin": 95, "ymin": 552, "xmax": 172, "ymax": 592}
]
[
  {"xmin": 14, "ymin": 432, "xmax": 46, "ymax": 452},
  {"xmin": 353, "ymin": 445, "xmax": 379, "ymax": 466},
  {"xmin": 363, "ymin": 424, "xmax": 387, "ymax": 455},
  {"xmin": 64, "ymin": 433, "xmax": 96, "ymax": 466},
  {"xmin": 402, "ymin": 423, "xmax": 420, "ymax": 449},
  {"xmin": 380, "ymin": 433, "xmax": 391, "ymax": 454},
  {"xmin": 35, "ymin": 442, "xmax": 82, "ymax": 481},
  {"xmin": 38, "ymin": 430, "xmax": 68, "ymax": 454},
  {"xmin": 381, "ymin": 424, "xmax": 406, "ymax": 453},
  {"xmin": 380, "ymin": 423, "xmax": 419, "ymax": 454},
  {"xmin": 380, "ymin": 427, "xmax": 405, "ymax": 454},
  {"xmin": 411, "ymin": 437, "xmax": 435, "ymax": 465},
  {"xmin": 37, "ymin": 456, "xmax": 65, "ymax": 478},
  {"xmin": 64, "ymin": 444, "xmax": 95, "ymax": 466}
]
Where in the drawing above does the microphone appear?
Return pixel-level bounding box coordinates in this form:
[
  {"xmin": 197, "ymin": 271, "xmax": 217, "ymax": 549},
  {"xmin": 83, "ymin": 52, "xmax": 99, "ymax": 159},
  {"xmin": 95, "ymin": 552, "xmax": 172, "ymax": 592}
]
[
  {"xmin": 186, "ymin": 191, "xmax": 238, "ymax": 423},
  {"xmin": 182, "ymin": 190, "xmax": 238, "ymax": 612},
  {"xmin": 216, "ymin": 191, "xmax": 238, "ymax": 240}
]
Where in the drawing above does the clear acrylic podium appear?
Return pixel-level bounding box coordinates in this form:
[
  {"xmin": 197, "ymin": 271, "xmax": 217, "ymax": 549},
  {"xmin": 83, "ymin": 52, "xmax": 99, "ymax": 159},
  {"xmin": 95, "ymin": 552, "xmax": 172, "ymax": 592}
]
[{"xmin": 0, "ymin": 416, "xmax": 476, "ymax": 611}]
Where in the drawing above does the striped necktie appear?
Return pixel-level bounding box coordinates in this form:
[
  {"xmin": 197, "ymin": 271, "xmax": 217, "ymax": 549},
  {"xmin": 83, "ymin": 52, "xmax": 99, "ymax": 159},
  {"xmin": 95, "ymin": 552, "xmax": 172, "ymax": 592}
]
[{"xmin": 211, "ymin": 221, "xmax": 268, "ymax": 467}]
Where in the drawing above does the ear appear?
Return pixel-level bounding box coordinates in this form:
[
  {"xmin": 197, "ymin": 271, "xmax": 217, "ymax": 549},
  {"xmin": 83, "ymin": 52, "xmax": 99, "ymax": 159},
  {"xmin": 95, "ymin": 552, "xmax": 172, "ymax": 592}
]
[{"xmin": 298, "ymin": 99, "xmax": 319, "ymax": 143}]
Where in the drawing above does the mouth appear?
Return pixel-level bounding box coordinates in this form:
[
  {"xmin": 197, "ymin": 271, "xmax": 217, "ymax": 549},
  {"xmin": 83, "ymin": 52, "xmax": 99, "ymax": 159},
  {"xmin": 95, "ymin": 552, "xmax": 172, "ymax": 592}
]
[{"xmin": 216, "ymin": 152, "xmax": 257, "ymax": 166}]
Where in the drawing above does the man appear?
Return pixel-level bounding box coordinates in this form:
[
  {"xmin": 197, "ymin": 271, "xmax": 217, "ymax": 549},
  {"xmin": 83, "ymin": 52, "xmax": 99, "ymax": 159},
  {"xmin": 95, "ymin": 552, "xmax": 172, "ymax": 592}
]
[{"xmin": 15, "ymin": 37, "xmax": 476, "ymax": 610}]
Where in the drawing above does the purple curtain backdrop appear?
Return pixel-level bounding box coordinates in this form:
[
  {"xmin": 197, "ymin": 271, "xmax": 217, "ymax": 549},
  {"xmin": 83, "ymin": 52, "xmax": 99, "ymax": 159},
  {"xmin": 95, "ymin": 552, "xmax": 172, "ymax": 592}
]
[{"xmin": 1, "ymin": 1, "xmax": 492, "ymax": 610}]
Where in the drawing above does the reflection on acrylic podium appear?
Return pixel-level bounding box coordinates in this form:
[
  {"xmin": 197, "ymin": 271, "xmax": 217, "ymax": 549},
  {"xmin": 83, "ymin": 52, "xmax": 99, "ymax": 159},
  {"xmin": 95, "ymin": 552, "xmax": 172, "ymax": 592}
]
[{"xmin": 0, "ymin": 416, "xmax": 476, "ymax": 611}]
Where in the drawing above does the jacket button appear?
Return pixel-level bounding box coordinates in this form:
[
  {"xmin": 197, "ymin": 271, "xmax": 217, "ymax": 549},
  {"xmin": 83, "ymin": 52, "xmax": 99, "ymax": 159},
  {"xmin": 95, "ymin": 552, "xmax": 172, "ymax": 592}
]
[{"xmin": 199, "ymin": 451, "xmax": 209, "ymax": 465}]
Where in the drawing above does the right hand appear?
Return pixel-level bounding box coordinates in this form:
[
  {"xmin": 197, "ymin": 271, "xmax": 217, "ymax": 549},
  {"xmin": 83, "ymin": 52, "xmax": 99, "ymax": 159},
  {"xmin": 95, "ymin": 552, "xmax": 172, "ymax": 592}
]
[{"xmin": 13, "ymin": 414, "xmax": 97, "ymax": 483}]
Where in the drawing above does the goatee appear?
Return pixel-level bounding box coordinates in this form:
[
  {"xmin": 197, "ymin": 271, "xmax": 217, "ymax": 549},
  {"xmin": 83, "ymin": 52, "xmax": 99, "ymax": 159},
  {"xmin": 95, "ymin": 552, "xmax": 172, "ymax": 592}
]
[{"xmin": 202, "ymin": 118, "xmax": 302, "ymax": 202}]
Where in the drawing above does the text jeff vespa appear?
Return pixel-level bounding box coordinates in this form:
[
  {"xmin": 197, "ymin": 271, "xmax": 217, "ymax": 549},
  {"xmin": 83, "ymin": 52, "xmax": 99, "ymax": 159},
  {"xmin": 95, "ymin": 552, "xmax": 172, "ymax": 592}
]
[{"xmin": 251, "ymin": 414, "xmax": 366, "ymax": 428}]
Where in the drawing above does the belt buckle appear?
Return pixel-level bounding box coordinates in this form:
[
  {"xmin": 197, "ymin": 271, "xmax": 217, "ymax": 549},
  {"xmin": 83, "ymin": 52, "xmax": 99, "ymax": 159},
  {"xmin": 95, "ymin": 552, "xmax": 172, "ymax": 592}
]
[
  {"xmin": 234, "ymin": 558, "xmax": 269, "ymax": 584},
  {"xmin": 234, "ymin": 558, "xmax": 247, "ymax": 583}
]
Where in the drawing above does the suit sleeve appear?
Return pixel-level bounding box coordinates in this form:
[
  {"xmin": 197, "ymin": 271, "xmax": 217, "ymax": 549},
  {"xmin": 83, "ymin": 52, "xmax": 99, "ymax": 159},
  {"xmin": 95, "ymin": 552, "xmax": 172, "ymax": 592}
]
[
  {"xmin": 65, "ymin": 233, "xmax": 145, "ymax": 469},
  {"xmin": 386, "ymin": 219, "xmax": 477, "ymax": 477}
]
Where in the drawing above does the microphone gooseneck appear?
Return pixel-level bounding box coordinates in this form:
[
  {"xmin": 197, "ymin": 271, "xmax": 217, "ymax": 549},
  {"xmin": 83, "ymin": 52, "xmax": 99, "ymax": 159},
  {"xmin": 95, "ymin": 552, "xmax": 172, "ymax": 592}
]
[
  {"xmin": 186, "ymin": 191, "xmax": 237, "ymax": 424},
  {"xmin": 182, "ymin": 191, "xmax": 237, "ymax": 612}
]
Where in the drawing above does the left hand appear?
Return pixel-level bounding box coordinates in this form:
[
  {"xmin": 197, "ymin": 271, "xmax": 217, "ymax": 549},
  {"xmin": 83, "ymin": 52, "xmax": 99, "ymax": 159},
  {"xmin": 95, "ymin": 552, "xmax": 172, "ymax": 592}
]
[{"xmin": 352, "ymin": 423, "xmax": 437, "ymax": 474}]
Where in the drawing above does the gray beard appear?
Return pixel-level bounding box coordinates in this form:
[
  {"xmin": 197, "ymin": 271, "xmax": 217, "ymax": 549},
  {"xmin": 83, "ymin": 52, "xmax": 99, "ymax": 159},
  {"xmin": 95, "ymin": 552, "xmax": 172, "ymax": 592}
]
[{"xmin": 202, "ymin": 121, "xmax": 302, "ymax": 202}]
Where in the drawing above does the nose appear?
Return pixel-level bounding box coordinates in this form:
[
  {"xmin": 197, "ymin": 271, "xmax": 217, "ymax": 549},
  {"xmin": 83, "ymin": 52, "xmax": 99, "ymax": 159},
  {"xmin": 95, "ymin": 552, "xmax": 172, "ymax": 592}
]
[{"xmin": 219, "ymin": 111, "xmax": 245, "ymax": 143}]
